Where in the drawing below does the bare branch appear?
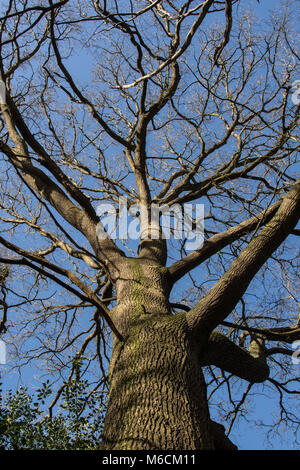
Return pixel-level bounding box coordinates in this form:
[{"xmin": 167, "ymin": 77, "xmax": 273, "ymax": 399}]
[
  {"xmin": 169, "ymin": 198, "xmax": 281, "ymax": 284},
  {"xmin": 187, "ymin": 179, "xmax": 300, "ymax": 336}
]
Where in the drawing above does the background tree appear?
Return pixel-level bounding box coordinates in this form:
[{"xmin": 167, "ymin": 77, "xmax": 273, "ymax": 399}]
[
  {"xmin": 0, "ymin": 0, "xmax": 299, "ymax": 450},
  {"xmin": 0, "ymin": 356, "xmax": 106, "ymax": 449}
]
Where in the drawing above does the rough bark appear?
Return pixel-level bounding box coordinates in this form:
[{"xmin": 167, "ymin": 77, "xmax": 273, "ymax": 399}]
[
  {"xmin": 101, "ymin": 312, "xmax": 213, "ymax": 450},
  {"xmin": 100, "ymin": 259, "xmax": 269, "ymax": 450}
]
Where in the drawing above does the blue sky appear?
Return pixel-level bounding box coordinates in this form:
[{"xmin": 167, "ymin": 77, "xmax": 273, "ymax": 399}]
[{"xmin": 0, "ymin": 0, "xmax": 299, "ymax": 450}]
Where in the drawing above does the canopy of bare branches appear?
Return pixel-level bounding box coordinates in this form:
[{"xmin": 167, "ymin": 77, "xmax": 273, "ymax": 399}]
[{"xmin": 0, "ymin": 0, "xmax": 299, "ymax": 449}]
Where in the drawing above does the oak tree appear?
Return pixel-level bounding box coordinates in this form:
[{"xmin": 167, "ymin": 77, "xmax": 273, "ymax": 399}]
[{"xmin": 0, "ymin": 0, "xmax": 299, "ymax": 450}]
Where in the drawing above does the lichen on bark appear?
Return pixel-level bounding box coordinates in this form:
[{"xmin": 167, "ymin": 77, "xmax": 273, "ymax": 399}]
[{"xmin": 101, "ymin": 257, "xmax": 269, "ymax": 450}]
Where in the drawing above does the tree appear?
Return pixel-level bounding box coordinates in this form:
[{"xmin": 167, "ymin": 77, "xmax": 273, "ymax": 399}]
[
  {"xmin": 0, "ymin": 357, "xmax": 106, "ymax": 449},
  {"xmin": 0, "ymin": 0, "xmax": 299, "ymax": 450}
]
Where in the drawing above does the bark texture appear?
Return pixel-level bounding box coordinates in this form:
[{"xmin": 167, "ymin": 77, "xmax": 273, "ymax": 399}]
[
  {"xmin": 101, "ymin": 259, "xmax": 268, "ymax": 450},
  {"xmin": 102, "ymin": 313, "xmax": 213, "ymax": 450}
]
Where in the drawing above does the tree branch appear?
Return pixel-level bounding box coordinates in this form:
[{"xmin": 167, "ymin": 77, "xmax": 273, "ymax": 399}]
[
  {"xmin": 115, "ymin": 0, "xmax": 214, "ymax": 89},
  {"xmin": 49, "ymin": 4, "xmax": 134, "ymax": 151},
  {"xmin": 221, "ymin": 320, "xmax": 300, "ymax": 344},
  {"xmin": 0, "ymin": 105, "xmax": 123, "ymax": 269},
  {"xmin": 201, "ymin": 332, "xmax": 269, "ymax": 383},
  {"xmin": 0, "ymin": 236, "xmax": 123, "ymax": 341},
  {"xmin": 213, "ymin": 0, "xmax": 232, "ymax": 66},
  {"xmin": 169, "ymin": 199, "xmax": 281, "ymax": 284},
  {"xmin": 5, "ymin": 93, "xmax": 97, "ymax": 221},
  {"xmin": 186, "ymin": 178, "xmax": 300, "ymax": 337}
]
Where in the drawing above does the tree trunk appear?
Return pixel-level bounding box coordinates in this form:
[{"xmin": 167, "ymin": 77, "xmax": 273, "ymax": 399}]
[
  {"xmin": 100, "ymin": 259, "xmax": 214, "ymax": 450},
  {"xmin": 101, "ymin": 314, "xmax": 214, "ymax": 450}
]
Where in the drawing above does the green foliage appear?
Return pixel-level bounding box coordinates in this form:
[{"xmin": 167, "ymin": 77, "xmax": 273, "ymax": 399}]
[{"xmin": 0, "ymin": 360, "xmax": 107, "ymax": 449}]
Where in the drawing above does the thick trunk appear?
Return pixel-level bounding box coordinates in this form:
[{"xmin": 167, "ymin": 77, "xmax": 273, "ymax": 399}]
[
  {"xmin": 100, "ymin": 258, "xmax": 268, "ymax": 450},
  {"xmin": 101, "ymin": 313, "xmax": 213, "ymax": 450},
  {"xmin": 101, "ymin": 259, "xmax": 213, "ymax": 450}
]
